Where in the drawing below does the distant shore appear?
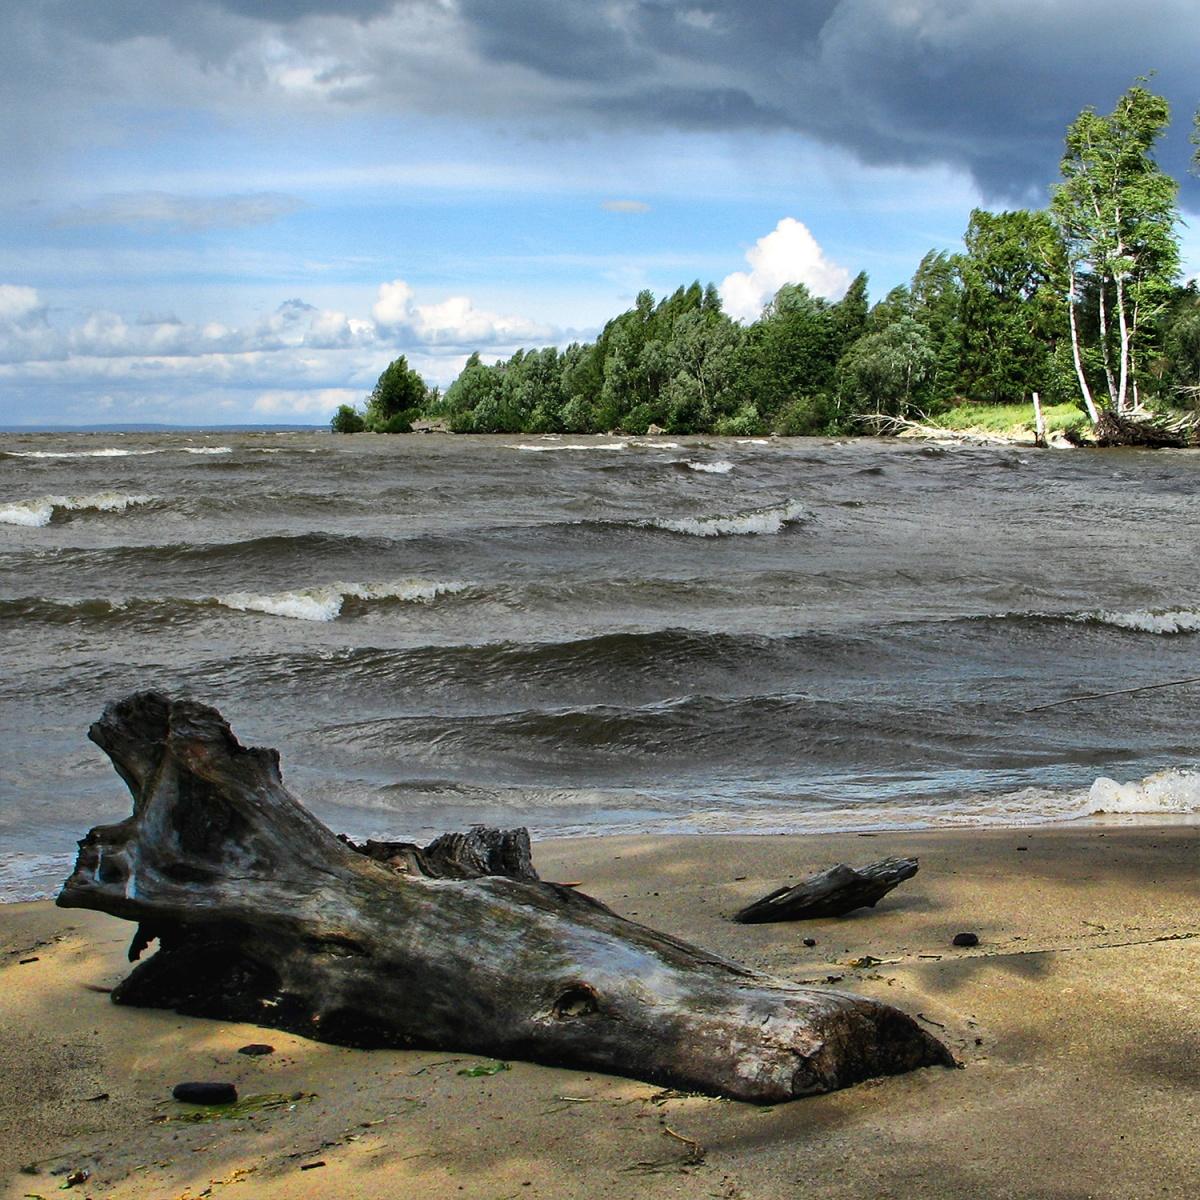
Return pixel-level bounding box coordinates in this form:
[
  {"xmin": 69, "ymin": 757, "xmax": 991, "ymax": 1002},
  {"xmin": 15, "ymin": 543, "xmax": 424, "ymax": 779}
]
[{"xmin": 4, "ymin": 823, "xmax": 1197, "ymax": 1199}]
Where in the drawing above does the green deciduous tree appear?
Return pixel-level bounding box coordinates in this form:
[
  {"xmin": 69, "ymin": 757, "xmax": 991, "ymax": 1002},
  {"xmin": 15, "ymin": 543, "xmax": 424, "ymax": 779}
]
[
  {"xmin": 1050, "ymin": 82, "xmax": 1181, "ymax": 420},
  {"xmin": 329, "ymin": 403, "xmax": 366, "ymax": 434},
  {"xmin": 839, "ymin": 316, "xmax": 936, "ymax": 421},
  {"xmin": 957, "ymin": 208, "xmax": 1066, "ymax": 404},
  {"xmin": 364, "ymin": 355, "xmax": 429, "ymax": 432}
]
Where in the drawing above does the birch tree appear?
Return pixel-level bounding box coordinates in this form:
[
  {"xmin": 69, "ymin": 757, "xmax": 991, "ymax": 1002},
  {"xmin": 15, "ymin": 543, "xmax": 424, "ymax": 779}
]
[{"xmin": 1050, "ymin": 83, "xmax": 1180, "ymax": 420}]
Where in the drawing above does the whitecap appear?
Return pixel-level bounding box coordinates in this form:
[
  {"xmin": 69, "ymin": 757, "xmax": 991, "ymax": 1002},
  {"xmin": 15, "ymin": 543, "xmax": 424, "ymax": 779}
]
[
  {"xmin": 0, "ymin": 492, "xmax": 154, "ymax": 527},
  {"xmin": 6, "ymin": 448, "xmax": 161, "ymax": 458},
  {"xmin": 180, "ymin": 446, "xmax": 233, "ymax": 455},
  {"xmin": 215, "ymin": 578, "xmax": 467, "ymax": 622},
  {"xmin": 1084, "ymin": 767, "xmax": 1200, "ymax": 815},
  {"xmin": 650, "ymin": 498, "xmax": 809, "ymax": 537},
  {"xmin": 510, "ymin": 442, "xmax": 627, "ymax": 452},
  {"xmin": 685, "ymin": 460, "xmax": 734, "ymax": 474},
  {"xmin": 1088, "ymin": 608, "xmax": 1200, "ymax": 635}
]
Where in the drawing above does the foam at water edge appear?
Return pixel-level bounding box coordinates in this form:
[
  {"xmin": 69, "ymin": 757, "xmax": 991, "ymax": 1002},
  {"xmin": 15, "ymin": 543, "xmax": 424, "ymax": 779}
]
[
  {"xmin": 651, "ymin": 498, "xmax": 809, "ymax": 537},
  {"xmin": 216, "ymin": 578, "xmax": 468, "ymax": 621},
  {"xmin": 0, "ymin": 851, "xmax": 75, "ymax": 903},
  {"xmin": 1089, "ymin": 608, "xmax": 1200, "ymax": 635},
  {"xmin": 685, "ymin": 460, "xmax": 734, "ymax": 474},
  {"xmin": 1084, "ymin": 767, "xmax": 1200, "ymax": 814},
  {"xmin": 0, "ymin": 492, "xmax": 155, "ymax": 527}
]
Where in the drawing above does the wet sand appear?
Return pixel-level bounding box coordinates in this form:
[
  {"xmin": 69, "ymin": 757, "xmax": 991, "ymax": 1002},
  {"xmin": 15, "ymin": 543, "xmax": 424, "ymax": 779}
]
[{"xmin": 3, "ymin": 824, "xmax": 1198, "ymax": 1199}]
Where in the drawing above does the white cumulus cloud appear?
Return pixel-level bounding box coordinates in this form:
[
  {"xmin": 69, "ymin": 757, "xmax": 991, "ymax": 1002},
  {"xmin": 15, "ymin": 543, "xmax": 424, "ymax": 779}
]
[
  {"xmin": 371, "ymin": 278, "xmax": 552, "ymax": 346},
  {"xmin": 720, "ymin": 218, "xmax": 851, "ymax": 323},
  {"xmin": 0, "ymin": 284, "xmax": 43, "ymax": 322}
]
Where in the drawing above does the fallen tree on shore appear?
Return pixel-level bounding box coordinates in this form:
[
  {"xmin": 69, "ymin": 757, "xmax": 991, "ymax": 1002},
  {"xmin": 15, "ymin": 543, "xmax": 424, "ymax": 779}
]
[{"xmin": 57, "ymin": 693, "xmax": 953, "ymax": 1104}]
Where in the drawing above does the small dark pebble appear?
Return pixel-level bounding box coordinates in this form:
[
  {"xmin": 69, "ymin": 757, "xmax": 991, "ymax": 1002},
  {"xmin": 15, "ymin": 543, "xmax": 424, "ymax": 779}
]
[
  {"xmin": 300, "ymin": 1161, "xmax": 327, "ymax": 1171},
  {"xmin": 18, "ymin": 957, "xmax": 39, "ymax": 965},
  {"xmin": 802, "ymin": 938, "xmax": 816, "ymax": 947},
  {"xmin": 65, "ymin": 1167, "xmax": 90, "ymax": 1187},
  {"xmin": 1016, "ymin": 846, "xmax": 1028, "ymax": 852},
  {"xmin": 952, "ymin": 933, "xmax": 980, "ymax": 947},
  {"xmin": 173, "ymin": 1081, "xmax": 238, "ymax": 1105},
  {"xmin": 238, "ymin": 1043, "xmax": 275, "ymax": 1057},
  {"xmin": 84, "ymin": 1093, "xmax": 110, "ymax": 1102},
  {"xmin": 825, "ymin": 974, "xmax": 843, "ymax": 983}
]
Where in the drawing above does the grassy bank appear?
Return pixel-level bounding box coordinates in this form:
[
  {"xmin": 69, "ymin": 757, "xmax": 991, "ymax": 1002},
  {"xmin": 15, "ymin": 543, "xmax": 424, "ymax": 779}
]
[{"xmin": 929, "ymin": 401, "xmax": 1084, "ymax": 437}]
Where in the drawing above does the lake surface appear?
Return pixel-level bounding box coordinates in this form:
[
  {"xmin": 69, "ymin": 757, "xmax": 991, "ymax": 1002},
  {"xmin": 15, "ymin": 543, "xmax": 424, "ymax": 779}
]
[{"xmin": 3, "ymin": 430, "xmax": 1198, "ymax": 899}]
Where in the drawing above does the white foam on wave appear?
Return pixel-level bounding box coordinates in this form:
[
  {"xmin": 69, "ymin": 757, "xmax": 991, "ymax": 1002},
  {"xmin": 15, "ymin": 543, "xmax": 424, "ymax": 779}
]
[
  {"xmin": 6, "ymin": 447, "xmax": 162, "ymax": 458},
  {"xmin": 215, "ymin": 578, "xmax": 467, "ymax": 622},
  {"xmin": 0, "ymin": 491, "xmax": 154, "ymax": 527},
  {"xmin": 180, "ymin": 446, "xmax": 233, "ymax": 455},
  {"xmin": 1084, "ymin": 767, "xmax": 1200, "ymax": 815},
  {"xmin": 510, "ymin": 442, "xmax": 628, "ymax": 452},
  {"xmin": 651, "ymin": 498, "xmax": 809, "ymax": 537},
  {"xmin": 685, "ymin": 460, "xmax": 734, "ymax": 474},
  {"xmin": 1087, "ymin": 608, "xmax": 1200, "ymax": 635}
]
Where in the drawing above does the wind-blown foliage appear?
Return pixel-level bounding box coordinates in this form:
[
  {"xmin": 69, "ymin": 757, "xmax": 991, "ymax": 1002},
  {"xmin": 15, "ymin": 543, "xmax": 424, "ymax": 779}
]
[
  {"xmin": 1051, "ymin": 83, "xmax": 1180, "ymax": 417},
  {"xmin": 333, "ymin": 81, "xmax": 1197, "ymax": 438}
]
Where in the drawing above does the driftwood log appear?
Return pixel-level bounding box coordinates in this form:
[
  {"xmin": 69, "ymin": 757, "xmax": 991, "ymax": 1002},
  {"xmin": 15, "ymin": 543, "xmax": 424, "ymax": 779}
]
[
  {"xmin": 58, "ymin": 694, "xmax": 952, "ymax": 1103},
  {"xmin": 1065, "ymin": 408, "xmax": 1199, "ymax": 449},
  {"xmin": 733, "ymin": 857, "xmax": 919, "ymax": 924}
]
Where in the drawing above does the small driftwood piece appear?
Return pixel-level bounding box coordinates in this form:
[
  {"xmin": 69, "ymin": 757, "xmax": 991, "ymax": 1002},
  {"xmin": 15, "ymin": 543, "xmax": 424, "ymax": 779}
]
[
  {"xmin": 733, "ymin": 857, "xmax": 919, "ymax": 924},
  {"xmin": 58, "ymin": 694, "xmax": 951, "ymax": 1103}
]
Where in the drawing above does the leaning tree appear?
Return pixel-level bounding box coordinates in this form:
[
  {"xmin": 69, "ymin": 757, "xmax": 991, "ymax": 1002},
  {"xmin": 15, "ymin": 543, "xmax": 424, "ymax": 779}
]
[{"xmin": 1051, "ymin": 82, "xmax": 1181, "ymax": 422}]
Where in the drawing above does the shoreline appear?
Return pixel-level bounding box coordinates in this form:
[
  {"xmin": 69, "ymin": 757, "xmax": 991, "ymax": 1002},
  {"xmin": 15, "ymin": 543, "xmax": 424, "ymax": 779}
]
[
  {"xmin": 5, "ymin": 808, "xmax": 1198, "ymax": 906},
  {"xmin": 4, "ymin": 823, "xmax": 1198, "ymax": 1198}
]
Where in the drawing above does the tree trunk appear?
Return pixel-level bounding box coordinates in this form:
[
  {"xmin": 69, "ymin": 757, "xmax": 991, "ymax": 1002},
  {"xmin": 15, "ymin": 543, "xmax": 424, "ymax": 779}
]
[
  {"xmin": 1032, "ymin": 391, "xmax": 1047, "ymax": 448},
  {"xmin": 58, "ymin": 694, "xmax": 952, "ymax": 1104},
  {"xmin": 1067, "ymin": 268, "xmax": 1100, "ymax": 424}
]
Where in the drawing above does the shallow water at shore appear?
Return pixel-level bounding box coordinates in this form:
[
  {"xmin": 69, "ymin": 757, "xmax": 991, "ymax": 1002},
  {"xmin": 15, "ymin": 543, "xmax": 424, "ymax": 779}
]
[{"xmin": 3, "ymin": 430, "xmax": 1199, "ymax": 898}]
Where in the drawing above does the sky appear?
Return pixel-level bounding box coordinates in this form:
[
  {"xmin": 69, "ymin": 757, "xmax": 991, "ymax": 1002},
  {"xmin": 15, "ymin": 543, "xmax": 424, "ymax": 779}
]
[{"xmin": 2, "ymin": 1, "xmax": 1199, "ymax": 427}]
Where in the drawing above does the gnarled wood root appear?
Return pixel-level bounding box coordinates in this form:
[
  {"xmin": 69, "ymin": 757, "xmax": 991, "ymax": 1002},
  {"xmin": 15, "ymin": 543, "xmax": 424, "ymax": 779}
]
[{"xmin": 58, "ymin": 693, "xmax": 953, "ymax": 1103}]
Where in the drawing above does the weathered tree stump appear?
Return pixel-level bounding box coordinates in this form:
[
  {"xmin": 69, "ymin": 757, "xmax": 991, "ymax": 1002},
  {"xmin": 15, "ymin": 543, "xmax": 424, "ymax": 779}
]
[
  {"xmin": 733, "ymin": 857, "xmax": 919, "ymax": 924},
  {"xmin": 58, "ymin": 693, "xmax": 952, "ymax": 1103}
]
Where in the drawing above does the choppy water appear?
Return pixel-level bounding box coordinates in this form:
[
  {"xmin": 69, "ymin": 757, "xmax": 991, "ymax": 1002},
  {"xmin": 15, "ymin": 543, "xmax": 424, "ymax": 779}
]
[{"xmin": 3, "ymin": 430, "xmax": 1199, "ymax": 899}]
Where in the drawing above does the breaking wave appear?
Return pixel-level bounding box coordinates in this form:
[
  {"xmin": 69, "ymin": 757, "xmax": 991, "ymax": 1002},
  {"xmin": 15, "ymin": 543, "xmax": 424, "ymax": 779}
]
[
  {"xmin": 3, "ymin": 445, "xmax": 231, "ymax": 459},
  {"xmin": 510, "ymin": 441, "xmax": 628, "ymax": 452},
  {"xmin": 1084, "ymin": 767, "xmax": 1200, "ymax": 815},
  {"xmin": 684, "ymin": 460, "xmax": 734, "ymax": 474},
  {"xmin": 647, "ymin": 499, "xmax": 809, "ymax": 536},
  {"xmin": 4, "ymin": 448, "xmax": 162, "ymax": 459},
  {"xmin": 1084, "ymin": 608, "xmax": 1200, "ymax": 635},
  {"xmin": 0, "ymin": 492, "xmax": 155, "ymax": 527},
  {"xmin": 213, "ymin": 578, "xmax": 468, "ymax": 622}
]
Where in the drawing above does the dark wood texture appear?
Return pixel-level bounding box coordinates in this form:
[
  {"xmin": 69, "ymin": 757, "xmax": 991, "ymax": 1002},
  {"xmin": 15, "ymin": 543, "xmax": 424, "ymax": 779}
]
[
  {"xmin": 733, "ymin": 857, "xmax": 919, "ymax": 924},
  {"xmin": 58, "ymin": 693, "xmax": 952, "ymax": 1103}
]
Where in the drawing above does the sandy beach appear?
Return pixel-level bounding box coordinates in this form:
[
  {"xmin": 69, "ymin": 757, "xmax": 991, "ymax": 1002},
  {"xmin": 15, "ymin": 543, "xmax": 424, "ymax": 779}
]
[{"xmin": 3, "ymin": 823, "xmax": 1198, "ymax": 1200}]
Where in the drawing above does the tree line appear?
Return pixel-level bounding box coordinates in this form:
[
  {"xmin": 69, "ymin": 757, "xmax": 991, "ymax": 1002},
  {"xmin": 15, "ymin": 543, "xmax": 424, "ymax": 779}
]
[{"xmin": 333, "ymin": 81, "xmax": 1200, "ymax": 438}]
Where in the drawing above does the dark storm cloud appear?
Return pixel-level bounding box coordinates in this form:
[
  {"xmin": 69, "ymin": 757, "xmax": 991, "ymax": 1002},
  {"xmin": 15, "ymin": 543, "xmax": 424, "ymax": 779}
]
[
  {"xmin": 450, "ymin": 0, "xmax": 1200, "ymax": 200},
  {"xmin": 5, "ymin": 1, "xmax": 1200, "ymax": 204}
]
